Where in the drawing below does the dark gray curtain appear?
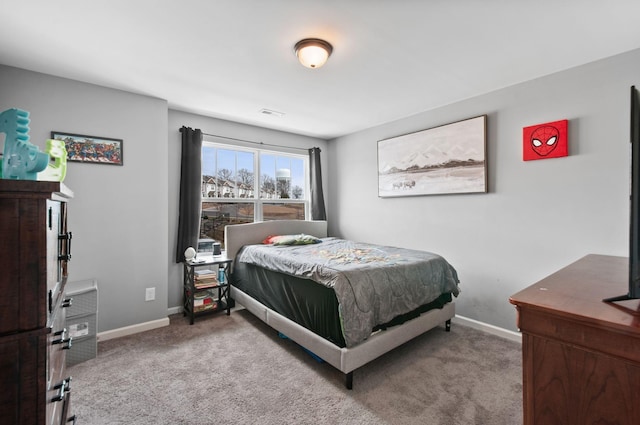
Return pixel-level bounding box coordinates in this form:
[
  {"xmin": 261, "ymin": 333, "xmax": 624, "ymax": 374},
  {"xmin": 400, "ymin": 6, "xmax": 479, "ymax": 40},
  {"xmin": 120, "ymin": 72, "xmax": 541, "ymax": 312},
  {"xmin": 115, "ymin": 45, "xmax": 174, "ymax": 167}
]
[
  {"xmin": 309, "ymin": 147, "xmax": 327, "ymax": 220},
  {"xmin": 175, "ymin": 126, "xmax": 203, "ymax": 262}
]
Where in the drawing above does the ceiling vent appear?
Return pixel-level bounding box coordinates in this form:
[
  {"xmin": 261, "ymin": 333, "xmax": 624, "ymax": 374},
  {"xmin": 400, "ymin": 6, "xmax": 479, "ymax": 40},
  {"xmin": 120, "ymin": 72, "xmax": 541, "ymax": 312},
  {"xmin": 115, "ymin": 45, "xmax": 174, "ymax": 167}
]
[{"xmin": 259, "ymin": 108, "xmax": 285, "ymax": 117}]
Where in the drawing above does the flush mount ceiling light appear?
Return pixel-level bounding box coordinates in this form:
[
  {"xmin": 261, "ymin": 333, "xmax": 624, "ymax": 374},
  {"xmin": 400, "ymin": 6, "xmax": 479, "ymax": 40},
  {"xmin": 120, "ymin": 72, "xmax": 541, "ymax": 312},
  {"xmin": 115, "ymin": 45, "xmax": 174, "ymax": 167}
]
[{"xmin": 294, "ymin": 38, "xmax": 333, "ymax": 69}]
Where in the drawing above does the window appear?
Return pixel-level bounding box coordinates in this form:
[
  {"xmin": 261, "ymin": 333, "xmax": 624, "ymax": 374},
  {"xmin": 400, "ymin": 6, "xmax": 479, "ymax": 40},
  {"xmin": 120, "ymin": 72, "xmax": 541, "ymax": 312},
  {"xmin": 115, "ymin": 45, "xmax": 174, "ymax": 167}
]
[{"xmin": 200, "ymin": 141, "xmax": 309, "ymax": 247}]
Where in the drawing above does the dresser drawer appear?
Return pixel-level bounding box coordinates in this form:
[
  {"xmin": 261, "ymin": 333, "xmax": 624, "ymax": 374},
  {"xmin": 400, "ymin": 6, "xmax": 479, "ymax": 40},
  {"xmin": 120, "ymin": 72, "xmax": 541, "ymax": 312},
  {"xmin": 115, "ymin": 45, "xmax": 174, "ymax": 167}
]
[
  {"xmin": 0, "ymin": 197, "xmax": 71, "ymax": 335},
  {"xmin": 47, "ymin": 299, "xmax": 72, "ymax": 425},
  {"xmin": 0, "ymin": 328, "xmax": 48, "ymax": 423}
]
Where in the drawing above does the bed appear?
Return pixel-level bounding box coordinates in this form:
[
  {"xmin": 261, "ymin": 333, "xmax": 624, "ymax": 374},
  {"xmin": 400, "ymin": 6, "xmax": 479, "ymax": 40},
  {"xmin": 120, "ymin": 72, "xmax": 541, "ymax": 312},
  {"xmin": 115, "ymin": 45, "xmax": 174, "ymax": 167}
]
[{"xmin": 225, "ymin": 220, "xmax": 459, "ymax": 389}]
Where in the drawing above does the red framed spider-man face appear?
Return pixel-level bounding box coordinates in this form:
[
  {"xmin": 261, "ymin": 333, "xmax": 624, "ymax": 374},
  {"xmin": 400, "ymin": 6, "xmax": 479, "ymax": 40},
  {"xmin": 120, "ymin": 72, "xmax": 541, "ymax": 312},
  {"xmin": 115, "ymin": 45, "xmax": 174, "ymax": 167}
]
[{"xmin": 523, "ymin": 119, "xmax": 568, "ymax": 161}]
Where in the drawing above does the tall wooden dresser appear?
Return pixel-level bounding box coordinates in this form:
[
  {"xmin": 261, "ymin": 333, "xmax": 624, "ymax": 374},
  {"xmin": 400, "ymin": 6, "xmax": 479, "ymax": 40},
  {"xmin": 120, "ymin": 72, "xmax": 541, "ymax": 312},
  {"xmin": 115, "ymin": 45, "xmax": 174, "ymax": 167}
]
[
  {"xmin": 0, "ymin": 181, "xmax": 76, "ymax": 424},
  {"xmin": 510, "ymin": 254, "xmax": 640, "ymax": 425}
]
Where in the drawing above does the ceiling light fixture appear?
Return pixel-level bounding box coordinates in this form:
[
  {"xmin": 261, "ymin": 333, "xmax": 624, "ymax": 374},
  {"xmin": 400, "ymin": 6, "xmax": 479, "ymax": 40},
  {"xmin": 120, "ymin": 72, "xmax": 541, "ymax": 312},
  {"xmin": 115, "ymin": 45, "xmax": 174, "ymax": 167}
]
[{"xmin": 294, "ymin": 38, "xmax": 333, "ymax": 69}]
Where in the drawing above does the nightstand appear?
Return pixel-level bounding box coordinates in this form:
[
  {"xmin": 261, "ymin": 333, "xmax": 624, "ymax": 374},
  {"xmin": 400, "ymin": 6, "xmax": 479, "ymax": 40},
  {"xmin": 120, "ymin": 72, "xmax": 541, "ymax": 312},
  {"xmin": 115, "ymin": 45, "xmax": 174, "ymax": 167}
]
[{"xmin": 183, "ymin": 254, "xmax": 233, "ymax": 324}]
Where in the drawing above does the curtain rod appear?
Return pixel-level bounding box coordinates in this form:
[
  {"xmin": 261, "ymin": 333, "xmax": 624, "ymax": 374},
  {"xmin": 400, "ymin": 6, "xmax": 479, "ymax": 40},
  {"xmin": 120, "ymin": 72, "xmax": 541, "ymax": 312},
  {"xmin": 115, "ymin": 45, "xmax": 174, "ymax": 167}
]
[{"xmin": 201, "ymin": 131, "xmax": 310, "ymax": 152}]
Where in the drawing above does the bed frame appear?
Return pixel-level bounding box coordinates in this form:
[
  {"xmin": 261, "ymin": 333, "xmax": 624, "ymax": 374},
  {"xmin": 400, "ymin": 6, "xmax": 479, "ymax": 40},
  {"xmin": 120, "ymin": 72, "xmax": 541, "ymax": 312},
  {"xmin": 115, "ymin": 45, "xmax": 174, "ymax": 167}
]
[{"xmin": 225, "ymin": 220, "xmax": 455, "ymax": 389}]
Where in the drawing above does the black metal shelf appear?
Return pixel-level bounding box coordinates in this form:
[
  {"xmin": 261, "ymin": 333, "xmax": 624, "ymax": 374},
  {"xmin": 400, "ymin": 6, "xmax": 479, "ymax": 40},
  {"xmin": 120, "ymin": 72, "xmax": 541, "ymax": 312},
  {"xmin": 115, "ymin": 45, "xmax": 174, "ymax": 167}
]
[{"xmin": 183, "ymin": 255, "xmax": 233, "ymax": 324}]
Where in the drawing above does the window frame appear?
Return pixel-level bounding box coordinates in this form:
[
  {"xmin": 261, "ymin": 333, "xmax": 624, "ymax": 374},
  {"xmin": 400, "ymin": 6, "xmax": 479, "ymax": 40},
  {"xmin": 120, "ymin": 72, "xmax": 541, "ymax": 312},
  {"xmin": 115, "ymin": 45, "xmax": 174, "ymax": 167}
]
[{"xmin": 201, "ymin": 140, "xmax": 310, "ymax": 223}]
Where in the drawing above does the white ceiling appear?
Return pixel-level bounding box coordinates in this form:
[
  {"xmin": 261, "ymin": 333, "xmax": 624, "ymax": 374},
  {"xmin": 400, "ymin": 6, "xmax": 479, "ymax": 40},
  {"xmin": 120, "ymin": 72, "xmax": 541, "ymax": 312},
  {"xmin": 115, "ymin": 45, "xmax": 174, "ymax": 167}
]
[{"xmin": 2, "ymin": 1, "xmax": 640, "ymax": 140}]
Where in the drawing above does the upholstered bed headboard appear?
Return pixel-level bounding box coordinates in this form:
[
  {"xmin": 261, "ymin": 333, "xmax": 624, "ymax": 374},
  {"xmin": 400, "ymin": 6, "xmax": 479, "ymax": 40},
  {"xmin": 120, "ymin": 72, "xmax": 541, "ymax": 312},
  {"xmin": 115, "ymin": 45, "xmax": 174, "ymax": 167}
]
[{"xmin": 224, "ymin": 220, "xmax": 328, "ymax": 267}]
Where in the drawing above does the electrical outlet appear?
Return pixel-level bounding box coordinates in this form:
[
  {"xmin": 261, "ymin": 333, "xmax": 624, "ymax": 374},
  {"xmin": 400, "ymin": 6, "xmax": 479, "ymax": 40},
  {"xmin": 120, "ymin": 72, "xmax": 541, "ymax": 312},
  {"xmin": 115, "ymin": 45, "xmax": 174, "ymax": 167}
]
[{"xmin": 145, "ymin": 287, "xmax": 155, "ymax": 301}]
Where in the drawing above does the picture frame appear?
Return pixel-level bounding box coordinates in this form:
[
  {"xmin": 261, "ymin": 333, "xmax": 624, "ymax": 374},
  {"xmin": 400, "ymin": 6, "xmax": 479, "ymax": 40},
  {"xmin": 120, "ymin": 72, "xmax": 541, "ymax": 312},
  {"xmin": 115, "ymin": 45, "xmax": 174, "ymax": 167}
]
[
  {"xmin": 377, "ymin": 115, "xmax": 487, "ymax": 197},
  {"xmin": 51, "ymin": 131, "xmax": 123, "ymax": 165}
]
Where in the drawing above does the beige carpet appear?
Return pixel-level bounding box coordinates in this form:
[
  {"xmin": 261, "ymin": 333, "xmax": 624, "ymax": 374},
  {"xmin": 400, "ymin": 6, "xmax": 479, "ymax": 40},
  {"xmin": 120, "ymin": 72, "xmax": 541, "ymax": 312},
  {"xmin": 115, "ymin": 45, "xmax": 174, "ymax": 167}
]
[{"xmin": 69, "ymin": 309, "xmax": 522, "ymax": 425}]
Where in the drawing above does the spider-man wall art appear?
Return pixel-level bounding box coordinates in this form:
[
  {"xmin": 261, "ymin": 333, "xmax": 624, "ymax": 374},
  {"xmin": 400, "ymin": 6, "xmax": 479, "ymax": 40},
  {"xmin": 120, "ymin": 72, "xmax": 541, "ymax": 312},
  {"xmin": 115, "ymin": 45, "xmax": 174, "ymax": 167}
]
[{"xmin": 523, "ymin": 119, "xmax": 568, "ymax": 161}]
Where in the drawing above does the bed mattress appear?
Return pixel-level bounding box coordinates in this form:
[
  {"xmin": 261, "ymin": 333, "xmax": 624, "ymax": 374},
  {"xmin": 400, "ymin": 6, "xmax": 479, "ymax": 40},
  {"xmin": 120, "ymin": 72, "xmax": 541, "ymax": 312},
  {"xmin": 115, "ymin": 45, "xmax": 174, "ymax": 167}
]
[
  {"xmin": 232, "ymin": 255, "xmax": 454, "ymax": 348},
  {"xmin": 235, "ymin": 237, "xmax": 459, "ymax": 347}
]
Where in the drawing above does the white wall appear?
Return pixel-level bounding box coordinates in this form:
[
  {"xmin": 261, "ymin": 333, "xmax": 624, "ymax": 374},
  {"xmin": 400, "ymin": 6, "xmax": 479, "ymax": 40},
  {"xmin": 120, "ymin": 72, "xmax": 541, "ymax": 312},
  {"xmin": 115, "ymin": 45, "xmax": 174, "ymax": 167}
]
[
  {"xmin": 0, "ymin": 65, "xmax": 169, "ymax": 332},
  {"xmin": 327, "ymin": 48, "xmax": 640, "ymax": 331},
  {"xmin": 166, "ymin": 110, "xmax": 328, "ymax": 309}
]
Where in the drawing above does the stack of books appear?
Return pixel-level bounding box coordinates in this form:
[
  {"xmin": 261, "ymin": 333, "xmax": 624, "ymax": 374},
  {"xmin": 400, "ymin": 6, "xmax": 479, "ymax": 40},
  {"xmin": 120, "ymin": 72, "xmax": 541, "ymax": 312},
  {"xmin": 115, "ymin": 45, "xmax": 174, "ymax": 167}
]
[{"xmin": 193, "ymin": 269, "xmax": 219, "ymax": 289}]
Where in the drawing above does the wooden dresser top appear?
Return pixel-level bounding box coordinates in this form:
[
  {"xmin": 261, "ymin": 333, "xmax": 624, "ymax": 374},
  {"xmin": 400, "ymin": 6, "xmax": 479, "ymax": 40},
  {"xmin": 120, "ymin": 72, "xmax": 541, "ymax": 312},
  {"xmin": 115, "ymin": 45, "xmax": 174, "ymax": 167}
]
[
  {"xmin": 509, "ymin": 254, "xmax": 640, "ymax": 334},
  {"xmin": 0, "ymin": 180, "xmax": 73, "ymax": 200}
]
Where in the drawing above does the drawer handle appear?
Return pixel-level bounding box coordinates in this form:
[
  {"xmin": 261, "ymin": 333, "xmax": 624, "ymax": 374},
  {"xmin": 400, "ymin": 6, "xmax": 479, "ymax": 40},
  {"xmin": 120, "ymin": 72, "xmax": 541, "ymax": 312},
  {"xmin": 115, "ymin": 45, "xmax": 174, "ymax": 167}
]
[
  {"xmin": 52, "ymin": 336, "xmax": 72, "ymax": 346},
  {"xmin": 53, "ymin": 329, "xmax": 73, "ymax": 349},
  {"xmin": 59, "ymin": 231, "xmax": 72, "ymax": 261},
  {"xmin": 52, "ymin": 328, "xmax": 67, "ymax": 344},
  {"xmin": 62, "ymin": 298, "xmax": 73, "ymax": 308},
  {"xmin": 67, "ymin": 415, "xmax": 77, "ymax": 424},
  {"xmin": 51, "ymin": 377, "xmax": 72, "ymax": 403},
  {"xmin": 59, "ymin": 232, "xmax": 73, "ymax": 240}
]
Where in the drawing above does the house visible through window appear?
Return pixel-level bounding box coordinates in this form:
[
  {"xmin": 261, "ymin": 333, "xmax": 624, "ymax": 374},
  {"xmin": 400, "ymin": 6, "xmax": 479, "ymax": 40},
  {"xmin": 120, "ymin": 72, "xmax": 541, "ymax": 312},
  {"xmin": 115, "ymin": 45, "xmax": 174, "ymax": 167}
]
[{"xmin": 200, "ymin": 141, "xmax": 308, "ymax": 247}]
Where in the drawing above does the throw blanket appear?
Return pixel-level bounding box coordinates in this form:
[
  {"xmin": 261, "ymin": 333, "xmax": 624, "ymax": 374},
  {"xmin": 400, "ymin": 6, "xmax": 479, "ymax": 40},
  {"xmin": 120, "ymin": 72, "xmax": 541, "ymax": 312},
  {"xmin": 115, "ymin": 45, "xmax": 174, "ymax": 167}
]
[{"xmin": 236, "ymin": 237, "xmax": 460, "ymax": 347}]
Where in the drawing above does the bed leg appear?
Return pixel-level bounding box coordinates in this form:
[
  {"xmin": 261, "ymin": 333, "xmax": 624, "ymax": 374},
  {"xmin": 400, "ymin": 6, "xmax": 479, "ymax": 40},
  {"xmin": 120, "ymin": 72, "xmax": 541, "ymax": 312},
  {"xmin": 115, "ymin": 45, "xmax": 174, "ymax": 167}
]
[
  {"xmin": 345, "ymin": 372, "xmax": 353, "ymax": 390},
  {"xmin": 445, "ymin": 319, "xmax": 451, "ymax": 332}
]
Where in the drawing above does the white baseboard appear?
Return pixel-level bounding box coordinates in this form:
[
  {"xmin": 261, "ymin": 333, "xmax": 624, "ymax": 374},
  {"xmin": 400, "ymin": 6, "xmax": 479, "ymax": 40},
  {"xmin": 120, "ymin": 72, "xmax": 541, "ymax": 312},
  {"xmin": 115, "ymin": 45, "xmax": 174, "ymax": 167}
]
[
  {"xmin": 453, "ymin": 315, "xmax": 522, "ymax": 343},
  {"xmin": 95, "ymin": 312, "xmax": 520, "ymax": 344},
  {"xmin": 167, "ymin": 306, "xmax": 182, "ymax": 316},
  {"xmin": 97, "ymin": 317, "xmax": 170, "ymax": 342}
]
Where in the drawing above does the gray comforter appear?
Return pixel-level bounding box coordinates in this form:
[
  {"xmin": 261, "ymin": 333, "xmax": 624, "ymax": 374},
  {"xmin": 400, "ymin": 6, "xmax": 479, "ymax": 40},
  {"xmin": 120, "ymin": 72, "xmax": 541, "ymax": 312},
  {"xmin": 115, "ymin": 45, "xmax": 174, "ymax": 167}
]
[{"xmin": 236, "ymin": 237, "xmax": 460, "ymax": 347}]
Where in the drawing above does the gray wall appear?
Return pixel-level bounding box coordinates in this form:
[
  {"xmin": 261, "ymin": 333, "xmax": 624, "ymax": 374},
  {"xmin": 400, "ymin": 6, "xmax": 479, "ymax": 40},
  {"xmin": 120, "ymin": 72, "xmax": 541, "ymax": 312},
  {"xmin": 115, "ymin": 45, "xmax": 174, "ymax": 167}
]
[
  {"xmin": 327, "ymin": 48, "xmax": 640, "ymax": 331},
  {"xmin": 166, "ymin": 110, "xmax": 328, "ymax": 309},
  {"xmin": 3, "ymin": 47, "xmax": 638, "ymax": 334},
  {"xmin": 0, "ymin": 65, "xmax": 328, "ymax": 333},
  {"xmin": 0, "ymin": 65, "xmax": 169, "ymax": 332}
]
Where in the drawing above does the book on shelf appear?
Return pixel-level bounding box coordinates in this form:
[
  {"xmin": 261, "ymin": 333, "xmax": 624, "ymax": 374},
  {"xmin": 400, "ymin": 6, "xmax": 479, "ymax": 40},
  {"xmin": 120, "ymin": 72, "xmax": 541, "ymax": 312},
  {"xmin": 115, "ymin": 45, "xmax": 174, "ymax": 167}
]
[
  {"xmin": 194, "ymin": 277, "xmax": 219, "ymax": 288},
  {"xmin": 195, "ymin": 282, "xmax": 218, "ymax": 289},
  {"xmin": 193, "ymin": 268, "xmax": 219, "ymax": 288},
  {"xmin": 195, "ymin": 274, "xmax": 217, "ymax": 280},
  {"xmin": 194, "ymin": 269, "xmax": 217, "ymax": 278},
  {"xmin": 195, "ymin": 274, "xmax": 217, "ymax": 281}
]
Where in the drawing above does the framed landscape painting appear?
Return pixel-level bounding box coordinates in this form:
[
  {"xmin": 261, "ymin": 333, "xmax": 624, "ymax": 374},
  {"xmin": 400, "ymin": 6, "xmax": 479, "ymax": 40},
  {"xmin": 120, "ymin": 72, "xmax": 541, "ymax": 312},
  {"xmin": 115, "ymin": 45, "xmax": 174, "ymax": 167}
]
[
  {"xmin": 377, "ymin": 115, "xmax": 487, "ymax": 197},
  {"xmin": 51, "ymin": 131, "xmax": 123, "ymax": 165}
]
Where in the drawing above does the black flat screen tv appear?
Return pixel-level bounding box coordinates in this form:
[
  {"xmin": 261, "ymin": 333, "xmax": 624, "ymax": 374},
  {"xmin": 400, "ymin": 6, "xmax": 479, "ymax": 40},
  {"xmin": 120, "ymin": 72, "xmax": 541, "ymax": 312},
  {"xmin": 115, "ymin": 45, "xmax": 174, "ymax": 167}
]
[{"xmin": 604, "ymin": 85, "xmax": 640, "ymax": 303}]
